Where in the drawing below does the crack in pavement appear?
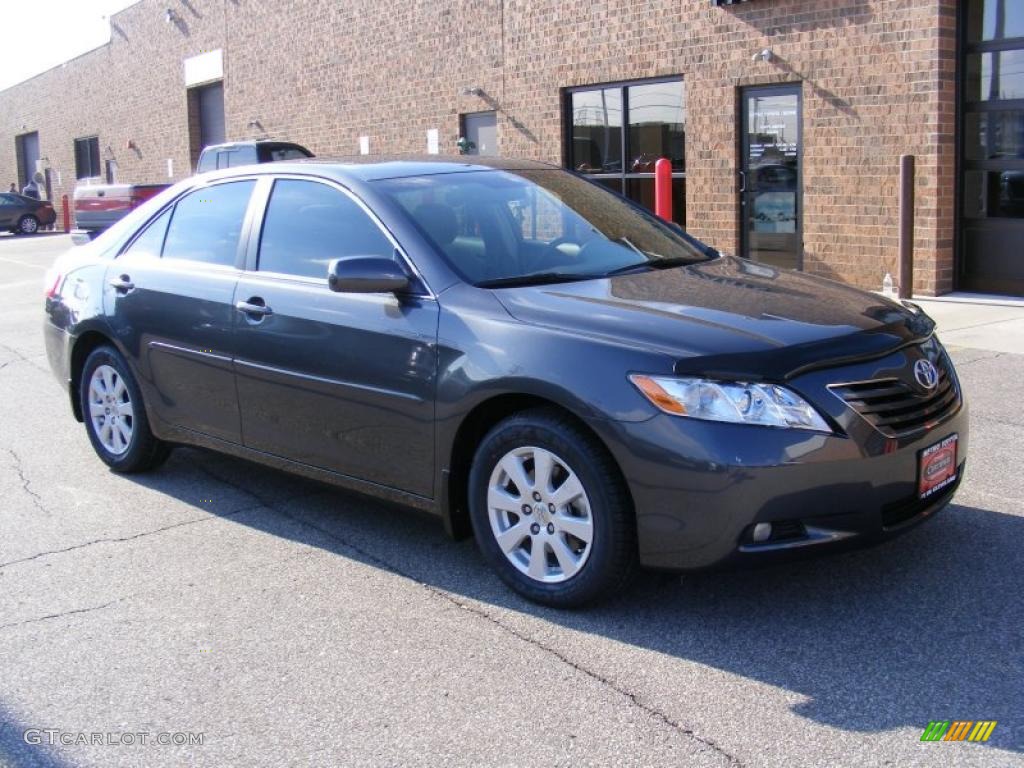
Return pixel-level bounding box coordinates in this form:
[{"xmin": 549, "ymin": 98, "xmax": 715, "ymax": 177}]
[
  {"xmin": 0, "ymin": 342, "xmax": 49, "ymax": 374},
  {"xmin": 0, "ymin": 474, "xmax": 335, "ymax": 571},
  {"xmin": 951, "ymin": 351, "xmax": 1008, "ymax": 367},
  {"xmin": 194, "ymin": 463, "xmax": 744, "ymax": 767},
  {"xmin": 971, "ymin": 413, "xmax": 1024, "ymax": 429},
  {"xmin": 0, "ymin": 501, "xmax": 266, "ymax": 571},
  {"xmin": 0, "ymin": 597, "xmax": 128, "ymax": 631},
  {"xmin": 5, "ymin": 448, "xmax": 53, "ymax": 517},
  {"xmin": 0, "ymin": 514, "xmax": 242, "ymax": 569}
]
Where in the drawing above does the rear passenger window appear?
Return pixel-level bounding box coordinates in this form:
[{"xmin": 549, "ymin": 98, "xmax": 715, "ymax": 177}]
[
  {"xmin": 122, "ymin": 207, "xmax": 171, "ymax": 259},
  {"xmin": 162, "ymin": 181, "xmax": 255, "ymax": 266},
  {"xmin": 257, "ymin": 179, "xmax": 394, "ymax": 279}
]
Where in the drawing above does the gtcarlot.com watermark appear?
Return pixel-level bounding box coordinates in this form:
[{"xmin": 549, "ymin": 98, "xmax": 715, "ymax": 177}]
[{"xmin": 23, "ymin": 729, "xmax": 204, "ymax": 747}]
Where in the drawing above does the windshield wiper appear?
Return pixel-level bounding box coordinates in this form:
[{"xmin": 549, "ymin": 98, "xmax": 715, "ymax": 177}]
[
  {"xmin": 476, "ymin": 271, "xmax": 593, "ymax": 289},
  {"xmin": 601, "ymin": 255, "xmax": 694, "ymax": 278}
]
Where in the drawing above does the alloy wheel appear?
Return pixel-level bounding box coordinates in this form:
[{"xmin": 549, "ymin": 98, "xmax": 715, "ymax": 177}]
[
  {"xmin": 486, "ymin": 446, "xmax": 594, "ymax": 583},
  {"xmin": 88, "ymin": 364, "xmax": 134, "ymax": 455}
]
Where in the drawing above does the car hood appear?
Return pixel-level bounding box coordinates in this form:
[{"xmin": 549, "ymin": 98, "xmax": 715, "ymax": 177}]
[{"xmin": 492, "ymin": 256, "xmax": 935, "ymax": 380}]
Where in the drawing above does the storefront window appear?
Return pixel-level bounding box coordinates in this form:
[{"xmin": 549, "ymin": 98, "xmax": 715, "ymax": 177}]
[
  {"xmin": 966, "ymin": 0, "xmax": 1024, "ymax": 42},
  {"xmin": 959, "ymin": 0, "xmax": 1024, "ymax": 294},
  {"xmin": 965, "ymin": 50, "xmax": 1024, "ymax": 102},
  {"xmin": 567, "ymin": 78, "xmax": 686, "ymax": 226},
  {"xmin": 569, "ymin": 88, "xmax": 622, "ymax": 174}
]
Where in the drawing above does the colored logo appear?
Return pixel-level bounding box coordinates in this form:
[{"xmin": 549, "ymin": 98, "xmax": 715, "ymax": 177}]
[
  {"xmin": 914, "ymin": 359, "xmax": 939, "ymax": 391},
  {"xmin": 920, "ymin": 721, "xmax": 997, "ymax": 742}
]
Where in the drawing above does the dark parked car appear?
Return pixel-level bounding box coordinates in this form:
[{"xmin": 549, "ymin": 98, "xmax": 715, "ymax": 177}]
[
  {"xmin": 196, "ymin": 140, "xmax": 313, "ymax": 173},
  {"xmin": 1, "ymin": 192, "xmax": 56, "ymax": 234},
  {"xmin": 43, "ymin": 157, "xmax": 968, "ymax": 607}
]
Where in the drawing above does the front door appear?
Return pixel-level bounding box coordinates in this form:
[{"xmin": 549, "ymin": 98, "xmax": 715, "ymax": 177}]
[
  {"xmin": 740, "ymin": 86, "xmax": 802, "ymax": 270},
  {"xmin": 233, "ymin": 178, "xmax": 438, "ymax": 498},
  {"xmin": 105, "ymin": 179, "xmax": 257, "ymax": 443}
]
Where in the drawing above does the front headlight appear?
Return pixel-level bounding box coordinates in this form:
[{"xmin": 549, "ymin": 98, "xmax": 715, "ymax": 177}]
[{"xmin": 629, "ymin": 374, "xmax": 832, "ymax": 432}]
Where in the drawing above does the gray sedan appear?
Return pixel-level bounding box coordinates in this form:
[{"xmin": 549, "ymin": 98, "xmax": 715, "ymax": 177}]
[{"xmin": 42, "ymin": 157, "xmax": 967, "ymax": 607}]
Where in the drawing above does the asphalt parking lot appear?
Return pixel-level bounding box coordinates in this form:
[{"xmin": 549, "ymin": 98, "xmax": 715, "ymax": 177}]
[{"xmin": 0, "ymin": 233, "xmax": 1021, "ymax": 768}]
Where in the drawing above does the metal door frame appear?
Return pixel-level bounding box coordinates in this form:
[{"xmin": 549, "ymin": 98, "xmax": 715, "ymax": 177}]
[{"xmin": 739, "ymin": 84, "xmax": 804, "ymax": 269}]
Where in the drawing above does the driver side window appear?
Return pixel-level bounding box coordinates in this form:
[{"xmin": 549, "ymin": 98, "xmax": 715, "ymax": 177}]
[{"xmin": 257, "ymin": 179, "xmax": 394, "ymax": 279}]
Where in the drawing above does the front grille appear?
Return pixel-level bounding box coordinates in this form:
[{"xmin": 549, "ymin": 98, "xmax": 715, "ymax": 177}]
[{"xmin": 828, "ymin": 351, "xmax": 960, "ymax": 438}]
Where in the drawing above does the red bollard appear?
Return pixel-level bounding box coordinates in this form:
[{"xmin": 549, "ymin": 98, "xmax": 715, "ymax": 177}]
[
  {"xmin": 654, "ymin": 158, "xmax": 672, "ymax": 222},
  {"xmin": 62, "ymin": 194, "xmax": 71, "ymax": 232}
]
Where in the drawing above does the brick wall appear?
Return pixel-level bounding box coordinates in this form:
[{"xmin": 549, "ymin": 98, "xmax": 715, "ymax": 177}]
[{"xmin": 0, "ymin": 0, "xmax": 956, "ymax": 294}]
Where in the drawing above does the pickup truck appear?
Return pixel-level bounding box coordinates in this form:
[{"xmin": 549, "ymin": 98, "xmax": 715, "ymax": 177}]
[
  {"xmin": 196, "ymin": 140, "xmax": 313, "ymax": 173},
  {"xmin": 73, "ymin": 183, "xmax": 169, "ymax": 236},
  {"xmin": 72, "ymin": 140, "xmax": 314, "ymax": 238}
]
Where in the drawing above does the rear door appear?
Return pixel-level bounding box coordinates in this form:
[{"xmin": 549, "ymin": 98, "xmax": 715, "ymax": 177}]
[
  {"xmin": 233, "ymin": 176, "xmax": 438, "ymax": 496},
  {"xmin": 104, "ymin": 179, "xmax": 258, "ymax": 442}
]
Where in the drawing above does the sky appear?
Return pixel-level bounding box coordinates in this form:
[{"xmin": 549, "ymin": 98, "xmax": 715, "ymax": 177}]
[{"xmin": 0, "ymin": 0, "xmax": 140, "ymax": 91}]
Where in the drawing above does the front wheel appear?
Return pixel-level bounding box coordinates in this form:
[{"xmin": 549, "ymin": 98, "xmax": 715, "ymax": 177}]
[
  {"xmin": 80, "ymin": 346, "xmax": 170, "ymax": 472},
  {"xmin": 468, "ymin": 408, "xmax": 636, "ymax": 608}
]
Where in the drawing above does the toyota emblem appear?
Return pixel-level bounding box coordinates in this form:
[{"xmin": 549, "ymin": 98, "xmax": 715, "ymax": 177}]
[{"xmin": 914, "ymin": 359, "xmax": 939, "ymax": 391}]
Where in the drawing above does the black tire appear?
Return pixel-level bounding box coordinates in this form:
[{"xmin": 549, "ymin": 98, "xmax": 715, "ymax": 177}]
[
  {"xmin": 468, "ymin": 407, "xmax": 636, "ymax": 608},
  {"xmin": 17, "ymin": 215, "xmax": 39, "ymax": 235},
  {"xmin": 80, "ymin": 345, "xmax": 171, "ymax": 473}
]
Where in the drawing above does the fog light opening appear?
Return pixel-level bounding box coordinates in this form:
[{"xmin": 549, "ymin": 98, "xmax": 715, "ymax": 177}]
[{"xmin": 744, "ymin": 520, "xmax": 808, "ymax": 546}]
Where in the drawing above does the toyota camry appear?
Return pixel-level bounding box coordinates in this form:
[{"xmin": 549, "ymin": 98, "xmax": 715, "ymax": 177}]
[{"xmin": 43, "ymin": 157, "xmax": 967, "ymax": 607}]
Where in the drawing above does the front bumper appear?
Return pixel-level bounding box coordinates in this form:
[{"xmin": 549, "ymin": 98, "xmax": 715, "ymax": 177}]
[{"xmin": 598, "ymin": 344, "xmax": 969, "ymax": 571}]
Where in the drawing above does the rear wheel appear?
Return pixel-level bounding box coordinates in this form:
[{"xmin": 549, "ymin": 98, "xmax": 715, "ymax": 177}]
[
  {"xmin": 17, "ymin": 215, "xmax": 38, "ymax": 235},
  {"xmin": 80, "ymin": 346, "xmax": 170, "ymax": 472},
  {"xmin": 469, "ymin": 408, "xmax": 636, "ymax": 607}
]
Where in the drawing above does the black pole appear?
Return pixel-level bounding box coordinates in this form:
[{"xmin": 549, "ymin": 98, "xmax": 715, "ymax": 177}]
[{"xmin": 898, "ymin": 154, "xmax": 915, "ymax": 300}]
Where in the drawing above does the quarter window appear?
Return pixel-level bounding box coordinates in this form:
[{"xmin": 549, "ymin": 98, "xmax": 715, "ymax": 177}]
[
  {"xmin": 567, "ymin": 78, "xmax": 686, "ymax": 225},
  {"xmin": 162, "ymin": 181, "xmax": 255, "ymax": 266},
  {"xmin": 122, "ymin": 208, "xmax": 172, "ymax": 259},
  {"xmin": 257, "ymin": 179, "xmax": 394, "ymax": 279}
]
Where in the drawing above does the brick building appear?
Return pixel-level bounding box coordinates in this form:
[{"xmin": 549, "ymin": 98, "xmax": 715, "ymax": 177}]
[{"xmin": 1, "ymin": 0, "xmax": 1021, "ymax": 296}]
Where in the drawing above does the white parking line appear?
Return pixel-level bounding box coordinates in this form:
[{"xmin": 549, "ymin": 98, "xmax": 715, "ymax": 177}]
[
  {"xmin": 0, "ymin": 279, "xmax": 43, "ymax": 290},
  {"xmin": 0, "ymin": 255, "xmax": 47, "ymax": 269}
]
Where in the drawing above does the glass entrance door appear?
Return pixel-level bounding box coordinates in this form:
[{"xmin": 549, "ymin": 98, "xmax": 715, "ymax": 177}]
[{"xmin": 740, "ymin": 86, "xmax": 802, "ymax": 269}]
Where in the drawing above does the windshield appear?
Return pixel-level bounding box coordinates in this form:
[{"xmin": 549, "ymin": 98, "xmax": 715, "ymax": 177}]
[{"xmin": 374, "ymin": 169, "xmax": 712, "ymax": 286}]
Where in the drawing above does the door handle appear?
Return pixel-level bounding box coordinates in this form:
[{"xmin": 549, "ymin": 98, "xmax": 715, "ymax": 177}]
[
  {"xmin": 738, "ymin": 170, "xmax": 747, "ymax": 194},
  {"xmin": 235, "ymin": 298, "xmax": 273, "ymax": 318},
  {"xmin": 109, "ymin": 274, "xmax": 135, "ymax": 293}
]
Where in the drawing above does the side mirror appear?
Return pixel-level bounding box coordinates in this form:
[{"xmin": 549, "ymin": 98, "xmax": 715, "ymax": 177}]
[{"xmin": 328, "ymin": 256, "xmax": 411, "ymax": 294}]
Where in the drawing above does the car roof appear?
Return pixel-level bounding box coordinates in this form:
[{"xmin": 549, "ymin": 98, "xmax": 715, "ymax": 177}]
[
  {"xmin": 196, "ymin": 155, "xmax": 562, "ymax": 183},
  {"xmin": 202, "ymin": 140, "xmax": 308, "ymax": 151}
]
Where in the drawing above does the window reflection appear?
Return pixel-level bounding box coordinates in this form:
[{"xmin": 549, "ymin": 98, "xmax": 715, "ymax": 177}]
[
  {"xmin": 966, "ymin": 0, "xmax": 1024, "ymax": 42},
  {"xmin": 627, "ymin": 83, "xmax": 685, "ymax": 171},
  {"xmin": 964, "ymin": 111, "xmax": 1024, "ymax": 161},
  {"xmin": 567, "ymin": 79, "xmax": 686, "ymax": 225},
  {"xmin": 570, "ymin": 89, "xmax": 622, "ymax": 174},
  {"xmin": 964, "ymin": 170, "xmax": 1024, "ymax": 219},
  {"xmin": 965, "ymin": 50, "xmax": 1024, "ymax": 102}
]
